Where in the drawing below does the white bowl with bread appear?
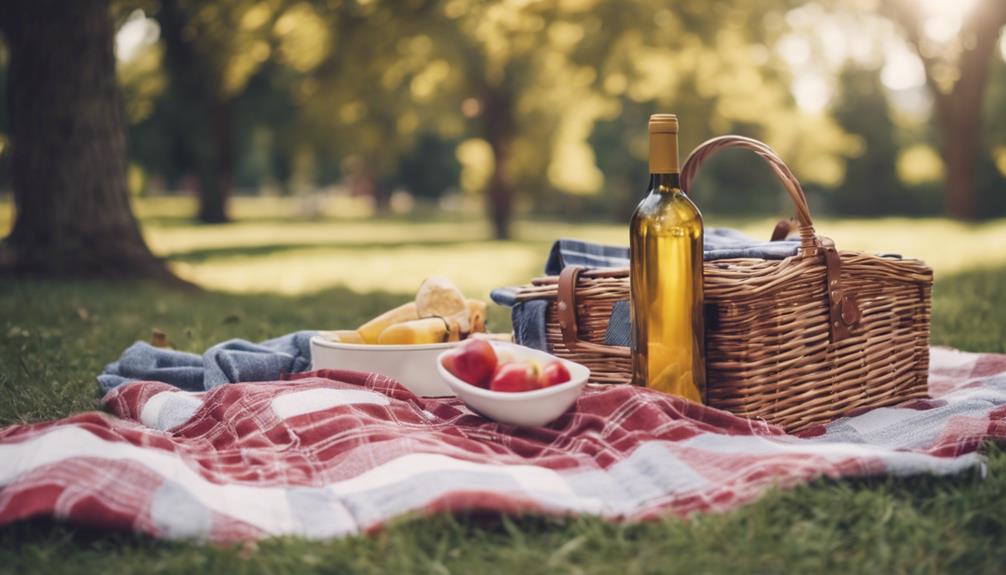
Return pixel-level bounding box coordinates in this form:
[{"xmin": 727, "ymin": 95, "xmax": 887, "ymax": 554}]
[
  {"xmin": 309, "ymin": 276, "xmax": 500, "ymax": 397},
  {"xmin": 311, "ymin": 337, "xmax": 461, "ymax": 396}
]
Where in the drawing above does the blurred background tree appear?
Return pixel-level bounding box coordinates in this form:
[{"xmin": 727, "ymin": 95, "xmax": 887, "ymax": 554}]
[
  {"xmin": 2, "ymin": 0, "xmax": 1005, "ymax": 269},
  {"xmin": 154, "ymin": 0, "xmax": 285, "ymax": 223},
  {"xmin": 830, "ymin": 66, "xmax": 907, "ymax": 216},
  {"xmin": 0, "ymin": 0, "xmax": 173, "ymax": 280},
  {"xmin": 882, "ymin": 0, "xmax": 1006, "ymax": 220}
]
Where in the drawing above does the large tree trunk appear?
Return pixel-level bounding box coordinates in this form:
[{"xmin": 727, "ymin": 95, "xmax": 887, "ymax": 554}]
[
  {"xmin": 363, "ymin": 157, "xmax": 389, "ymax": 214},
  {"xmin": 930, "ymin": 5, "xmax": 1002, "ymax": 221},
  {"xmin": 197, "ymin": 98, "xmax": 233, "ymax": 223},
  {"xmin": 483, "ymin": 90, "xmax": 515, "ymax": 240},
  {"xmin": 157, "ymin": 0, "xmax": 232, "ymax": 224},
  {"xmin": 941, "ymin": 110, "xmax": 980, "ymax": 220},
  {"xmin": 0, "ymin": 0, "xmax": 175, "ymax": 280}
]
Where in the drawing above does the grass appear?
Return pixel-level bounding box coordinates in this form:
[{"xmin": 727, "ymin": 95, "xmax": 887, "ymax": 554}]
[{"xmin": 1, "ymin": 197, "xmax": 1005, "ymax": 573}]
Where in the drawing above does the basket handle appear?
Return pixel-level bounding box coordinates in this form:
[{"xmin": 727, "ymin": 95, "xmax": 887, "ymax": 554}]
[
  {"xmin": 683, "ymin": 135, "xmax": 860, "ymax": 342},
  {"xmin": 681, "ymin": 135, "xmax": 818, "ymax": 256}
]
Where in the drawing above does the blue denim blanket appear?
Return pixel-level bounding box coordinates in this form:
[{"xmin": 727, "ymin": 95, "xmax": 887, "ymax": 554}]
[{"xmin": 98, "ymin": 331, "xmax": 316, "ymax": 392}]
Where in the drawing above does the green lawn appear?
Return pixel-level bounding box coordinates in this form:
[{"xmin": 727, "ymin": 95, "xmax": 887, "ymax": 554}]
[{"xmin": 1, "ymin": 198, "xmax": 1005, "ymax": 573}]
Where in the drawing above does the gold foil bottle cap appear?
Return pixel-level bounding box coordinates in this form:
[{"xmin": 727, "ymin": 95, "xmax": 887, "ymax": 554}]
[
  {"xmin": 649, "ymin": 114, "xmax": 678, "ymax": 134},
  {"xmin": 648, "ymin": 114, "xmax": 679, "ymax": 174}
]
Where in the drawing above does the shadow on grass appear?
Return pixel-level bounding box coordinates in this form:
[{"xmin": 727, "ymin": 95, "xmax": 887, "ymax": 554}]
[{"xmin": 141, "ymin": 210, "xmax": 480, "ymax": 229}]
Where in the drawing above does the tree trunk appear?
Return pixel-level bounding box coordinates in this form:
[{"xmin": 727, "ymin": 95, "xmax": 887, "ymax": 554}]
[
  {"xmin": 363, "ymin": 158, "xmax": 390, "ymax": 213},
  {"xmin": 197, "ymin": 98, "xmax": 232, "ymax": 223},
  {"xmin": 487, "ymin": 141, "xmax": 514, "ymax": 240},
  {"xmin": 929, "ymin": 11, "xmax": 1000, "ymax": 222},
  {"xmin": 157, "ymin": 0, "xmax": 231, "ymax": 224},
  {"xmin": 483, "ymin": 90, "xmax": 516, "ymax": 240},
  {"xmin": 889, "ymin": 0, "xmax": 1006, "ymax": 220},
  {"xmin": 0, "ymin": 0, "xmax": 176, "ymax": 281},
  {"xmin": 941, "ymin": 110, "xmax": 980, "ymax": 220}
]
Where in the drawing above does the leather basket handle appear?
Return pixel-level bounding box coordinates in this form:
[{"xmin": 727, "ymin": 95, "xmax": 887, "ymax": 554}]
[
  {"xmin": 557, "ymin": 266, "xmax": 584, "ymax": 348},
  {"xmin": 556, "ymin": 265, "xmax": 631, "ymax": 357}
]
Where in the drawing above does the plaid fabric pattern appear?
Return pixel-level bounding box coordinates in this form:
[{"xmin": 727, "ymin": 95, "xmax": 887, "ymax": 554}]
[{"xmin": 1, "ymin": 347, "xmax": 1004, "ymax": 542}]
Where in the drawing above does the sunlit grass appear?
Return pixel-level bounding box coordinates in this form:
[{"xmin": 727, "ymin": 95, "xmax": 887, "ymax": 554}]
[
  {"xmin": 171, "ymin": 241, "xmax": 548, "ymax": 296},
  {"xmin": 145, "ymin": 199, "xmax": 1006, "ymax": 295},
  {"xmin": 3, "ymin": 197, "xmax": 1006, "ymax": 296}
]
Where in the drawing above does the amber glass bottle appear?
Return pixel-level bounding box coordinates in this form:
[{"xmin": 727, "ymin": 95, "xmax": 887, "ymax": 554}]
[{"xmin": 629, "ymin": 114, "xmax": 706, "ymax": 402}]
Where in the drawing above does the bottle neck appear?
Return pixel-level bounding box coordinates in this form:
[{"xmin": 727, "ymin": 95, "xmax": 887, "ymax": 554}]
[
  {"xmin": 648, "ymin": 130, "xmax": 679, "ymax": 174},
  {"xmin": 648, "ymin": 172, "xmax": 681, "ymax": 193}
]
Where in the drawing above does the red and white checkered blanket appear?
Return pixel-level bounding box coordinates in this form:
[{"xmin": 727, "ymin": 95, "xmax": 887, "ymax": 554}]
[{"xmin": 1, "ymin": 347, "xmax": 1004, "ymax": 542}]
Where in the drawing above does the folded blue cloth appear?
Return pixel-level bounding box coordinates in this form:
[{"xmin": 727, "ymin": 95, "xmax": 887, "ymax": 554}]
[
  {"xmin": 492, "ymin": 229, "xmax": 798, "ymax": 307},
  {"xmin": 543, "ymin": 229, "xmax": 799, "ymax": 274},
  {"xmin": 98, "ymin": 331, "xmax": 316, "ymax": 392},
  {"xmin": 493, "ymin": 229, "xmax": 800, "ymax": 352}
]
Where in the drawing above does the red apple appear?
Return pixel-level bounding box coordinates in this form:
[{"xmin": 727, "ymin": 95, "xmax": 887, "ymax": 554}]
[
  {"xmin": 539, "ymin": 360, "xmax": 571, "ymax": 388},
  {"xmin": 441, "ymin": 338, "xmax": 498, "ymax": 387},
  {"xmin": 489, "ymin": 361, "xmax": 541, "ymax": 393}
]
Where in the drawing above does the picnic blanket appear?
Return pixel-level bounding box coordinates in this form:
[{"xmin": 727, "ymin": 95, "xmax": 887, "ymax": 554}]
[{"xmin": 2, "ymin": 347, "xmax": 1004, "ymax": 542}]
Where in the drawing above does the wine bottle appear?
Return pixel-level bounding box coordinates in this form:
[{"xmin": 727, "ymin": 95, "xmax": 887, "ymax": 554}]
[{"xmin": 629, "ymin": 114, "xmax": 706, "ymax": 402}]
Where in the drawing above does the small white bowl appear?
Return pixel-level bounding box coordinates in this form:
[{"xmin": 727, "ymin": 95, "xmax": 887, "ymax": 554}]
[
  {"xmin": 436, "ymin": 341, "xmax": 590, "ymax": 427},
  {"xmin": 310, "ymin": 336, "xmax": 460, "ymax": 397}
]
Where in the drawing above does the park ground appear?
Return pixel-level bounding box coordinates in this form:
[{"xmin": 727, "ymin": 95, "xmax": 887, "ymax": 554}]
[{"xmin": 1, "ymin": 197, "xmax": 1005, "ymax": 573}]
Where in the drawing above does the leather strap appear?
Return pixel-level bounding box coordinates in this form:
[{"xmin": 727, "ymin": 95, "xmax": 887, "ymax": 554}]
[
  {"xmin": 770, "ymin": 218, "xmax": 795, "ymax": 242},
  {"xmin": 557, "ymin": 266, "xmax": 585, "ymax": 349},
  {"xmin": 822, "ymin": 242, "xmax": 861, "ymax": 343}
]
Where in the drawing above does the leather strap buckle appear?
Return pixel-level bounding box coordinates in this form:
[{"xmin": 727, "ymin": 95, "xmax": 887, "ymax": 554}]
[
  {"xmin": 822, "ymin": 242, "xmax": 861, "ymax": 343},
  {"xmin": 557, "ymin": 266, "xmax": 585, "ymax": 349}
]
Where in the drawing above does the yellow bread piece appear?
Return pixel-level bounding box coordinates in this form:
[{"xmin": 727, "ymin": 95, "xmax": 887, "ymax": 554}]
[
  {"xmin": 446, "ymin": 318, "xmax": 463, "ymax": 342},
  {"xmin": 415, "ymin": 277, "xmax": 469, "ymax": 334},
  {"xmin": 358, "ymin": 302, "xmax": 419, "ymax": 343},
  {"xmin": 317, "ymin": 330, "xmax": 365, "ymax": 344},
  {"xmin": 377, "ymin": 317, "xmax": 452, "ymax": 345},
  {"xmin": 466, "ymin": 299, "xmax": 488, "ymax": 334}
]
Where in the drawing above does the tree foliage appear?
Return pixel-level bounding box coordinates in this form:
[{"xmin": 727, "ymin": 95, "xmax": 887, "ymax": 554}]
[{"xmin": 86, "ymin": 0, "xmax": 1006, "ymax": 231}]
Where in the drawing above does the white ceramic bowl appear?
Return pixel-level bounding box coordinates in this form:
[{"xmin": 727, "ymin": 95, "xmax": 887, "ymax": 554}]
[
  {"xmin": 310, "ymin": 336, "xmax": 459, "ymax": 397},
  {"xmin": 436, "ymin": 341, "xmax": 590, "ymax": 427}
]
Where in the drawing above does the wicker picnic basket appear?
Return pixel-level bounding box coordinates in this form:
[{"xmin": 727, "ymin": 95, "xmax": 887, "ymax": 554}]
[{"xmin": 511, "ymin": 135, "xmax": 933, "ymax": 432}]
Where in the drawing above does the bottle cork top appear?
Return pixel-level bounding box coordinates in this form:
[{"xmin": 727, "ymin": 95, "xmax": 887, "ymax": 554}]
[{"xmin": 648, "ymin": 114, "xmax": 678, "ymax": 134}]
